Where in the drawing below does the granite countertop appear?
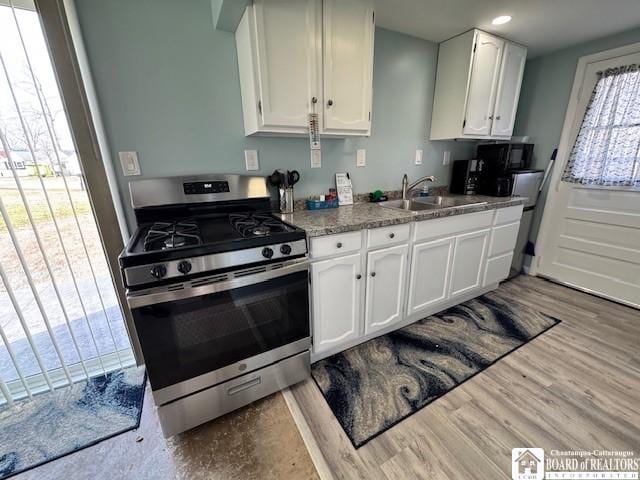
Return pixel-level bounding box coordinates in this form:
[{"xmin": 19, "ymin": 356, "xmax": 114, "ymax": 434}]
[{"xmin": 277, "ymin": 195, "xmax": 526, "ymax": 237}]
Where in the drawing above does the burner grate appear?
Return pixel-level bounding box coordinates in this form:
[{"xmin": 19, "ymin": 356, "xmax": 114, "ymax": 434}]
[
  {"xmin": 144, "ymin": 219, "xmax": 202, "ymax": 251},
  {"xmin": 229, "ymin": 213, "xmax": 291, "ymax": 238}
]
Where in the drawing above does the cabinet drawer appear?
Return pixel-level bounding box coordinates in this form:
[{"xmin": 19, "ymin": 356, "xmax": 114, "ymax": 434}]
[
  {"xmin": 489, "ymin": 221, "xmax": 520, "ymax": 257},
  {"xmin": 494, "ymin": 205, "xmax": 524, "ymax": 225},
  {"xmin": 483, "ymin": 251, "xmax": 513, "ymax": 287},
  {"xmin": 414, "ymin": 210, "xmax": 493, "ymax": 242},
  {"xmin": 367, "ymin": 223, "xmax": 411, "ymax": 249},
  {"xmin": 310, "ymin": 231, "xmax": 362, "ymax": 259}
]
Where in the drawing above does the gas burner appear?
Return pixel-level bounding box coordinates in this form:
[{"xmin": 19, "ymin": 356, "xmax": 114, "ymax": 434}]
[
  {"xmin": 251, "ymin": 226, "xmax": 272, "ymax": 236},
  {"xmin": 229, "ymin": 213, "xmax": 290, "ymax": 238},
  {"xmin": 144, "ymin": 220, "xmax": 202, "ymax": 252}
]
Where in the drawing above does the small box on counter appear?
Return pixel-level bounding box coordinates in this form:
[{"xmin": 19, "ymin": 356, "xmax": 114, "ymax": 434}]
[{"xmin": 305, "ymin": 197, "xmax": 339, "ymax": 210}]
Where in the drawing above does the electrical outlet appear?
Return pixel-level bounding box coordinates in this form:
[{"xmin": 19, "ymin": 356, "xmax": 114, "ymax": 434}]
[
  {"xmin": 244, "ymin": 150, "xmax": 259, "ymax": 171},
  {"xmin": 119, "ymin": 151, "xmax": 140, "ymax": 176},
  {"xmin": 310, "ymin": 149, "xmax": 322, "ymax": 169},
  {"xmin": 443, "ymin": 150, "xmax": 451, "ymax": 166},
  {"xmin": 415, "ymin": 149, "xmax": 423, "ymax": 165},
  {"xmin": 356, "ymin": 149, "xmax": 366, "ymax": 167}
]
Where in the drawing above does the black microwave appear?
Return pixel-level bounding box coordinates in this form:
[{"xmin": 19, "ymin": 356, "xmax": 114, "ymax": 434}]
[{"xmin": 477, "ymin": 143, "xmax": 534, "ymax": 173}]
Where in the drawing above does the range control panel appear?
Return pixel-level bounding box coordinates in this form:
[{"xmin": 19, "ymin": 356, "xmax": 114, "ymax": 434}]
[{"xmin": 183, "ymin": 181, "xmax": 230, "ymax": 195}]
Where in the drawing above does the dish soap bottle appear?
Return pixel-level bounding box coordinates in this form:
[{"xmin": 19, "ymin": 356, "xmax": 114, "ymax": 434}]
[{"xmin": 419, "ymin": 182, "xmax": 430, "ymax": 197}]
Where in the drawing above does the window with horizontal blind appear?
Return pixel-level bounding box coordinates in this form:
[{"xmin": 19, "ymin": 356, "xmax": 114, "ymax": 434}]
[{"xmin": 561, "ymin": 63, "xmax": 640, "ymax": 187}]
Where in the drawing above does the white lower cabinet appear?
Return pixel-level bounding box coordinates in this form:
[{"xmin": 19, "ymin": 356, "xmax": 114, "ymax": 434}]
[
  {"xmin": 484, "ymin": 251, "xmax": 514, "ymax": 286},
  {"xmin": 364, "ymin": 244, "xmax": 408, "ymax": 335},
  {"xmin": 450, "ymin": 229, "xmax": 490, "ymax": 297},
  {"xmin": 310, "ymin": 206, "xmax": 523, "ymax": 359},
  {"xmin": 407, "ymin": 236, "xmax": 455, "ymax": 316},
  {"xmin": 311, "ymin": 253, "xmax": 362, "ymax": 354}
]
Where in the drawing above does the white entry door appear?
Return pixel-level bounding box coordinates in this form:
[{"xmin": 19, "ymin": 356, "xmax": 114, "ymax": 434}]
[{"xmin": 536, "ymin": 48, "xmax": 640, "ymax": 308}]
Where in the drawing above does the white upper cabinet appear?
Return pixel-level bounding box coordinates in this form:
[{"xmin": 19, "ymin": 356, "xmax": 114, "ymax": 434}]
[
  {"xmin": 491, "ymin": 42, "xmax": 527, "ymax": 137},
  {"xmin": 236, "ymin": 0, "xmax": 320, "ymax": 135},
  {"xmin": 462, "ymin": 32, "xmax": 504, "ymax": 136},
  {"xmin": 430, "ymin": 29, "xmax": 527, "ymax": 140},
  {"xmin": 235, "ymin": 0, "xmax": 374, "ymax": 137},
  {"xmin": 322, "ymin": 0, "xmax": 375, "ymax": 134},
  {"xmin": 253, "ymin": 0, "xmax": 321, "ymax": 130}
]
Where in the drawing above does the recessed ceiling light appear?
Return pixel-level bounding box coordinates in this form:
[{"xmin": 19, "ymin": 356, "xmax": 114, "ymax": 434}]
[{"xmin": 492, "ymin": 15, "xmax": 512, "ymax": 25}]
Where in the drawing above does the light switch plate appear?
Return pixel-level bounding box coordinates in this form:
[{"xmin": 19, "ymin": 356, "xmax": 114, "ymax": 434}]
[
  {"xmin": 119, "ymin": 151, "xmax": 140, "ymax": 176},
  {"xmin": 443, "ymin": 150, "xmax": 451, "ymax": 166},
  {"xmin": 356, "ymin": 149, "xmax": 366, "ymax": 167},
  {"xmin": 415, "ymin": 149, "xmax": 423, "ymax": 166},
  {"xmin": 244, "ymin": 150, "xmax": 259, "ymax": 171}
]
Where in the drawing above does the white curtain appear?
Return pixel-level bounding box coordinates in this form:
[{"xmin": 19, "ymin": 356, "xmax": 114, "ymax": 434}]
[{"xmin": 562, "ymin": 63, "xmax": 640, "ymax": 187}]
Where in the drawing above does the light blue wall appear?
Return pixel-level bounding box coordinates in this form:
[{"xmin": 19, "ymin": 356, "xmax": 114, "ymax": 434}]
[
  {"xmin": 74, "ymin": 0, "xmax": 474, "ymax": 228},
  {"xmin": 514, "ymin": 27, "xmax": 640, "ymax": 245}
]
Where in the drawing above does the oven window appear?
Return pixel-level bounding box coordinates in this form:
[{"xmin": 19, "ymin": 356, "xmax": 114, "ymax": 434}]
[{"xmin": 133, "ymin": 271, "xmax": 309, "ymax": 390}]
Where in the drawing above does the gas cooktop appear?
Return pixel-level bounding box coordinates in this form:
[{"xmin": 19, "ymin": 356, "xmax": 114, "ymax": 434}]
[
  {"xmin": 122, "ymin": 212, "xmax": 304, "ymax": 267},
  {"xmin": 119, "ymin": 174, "xmax": 308, "ymax": 288}
]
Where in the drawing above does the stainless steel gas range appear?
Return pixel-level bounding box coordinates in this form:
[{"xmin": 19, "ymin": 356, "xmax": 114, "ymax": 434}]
[{"xmin": 119, "ymin": 174, "xmax": 310, "ymax": 437}]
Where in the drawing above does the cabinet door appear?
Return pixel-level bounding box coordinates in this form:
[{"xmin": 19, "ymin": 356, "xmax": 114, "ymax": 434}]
[
  {"xmin": 462, "ymin": 32, "xmax": 504, "ymax": 137},
  {"xmin": 364, "ymin": 244, "xmax": 408, "ymax": 335},
  {"xmin": 450, "ymin": 229, "xmax": 490, "ymax": 297},
  {"xmin": 253, "ymin": 0, "xmax": 321, "ymax": 129},
  {"xmin": 311, "ymin": 253, "xmax": 362, "ymax": 354},
  {"xmin": 491, "ymin": 42, "xmax": 527, "ymax": 137},
  {"xmin": 322, "ymin": 0, "xmax": 374, "ymax": 133},
  {"xmin": 484, "ymin": 252, "xmax": 514, "ymax": 287},
  {"xmin": 407, "ymin": 237, "xmax": 455, "ymax": 316}
]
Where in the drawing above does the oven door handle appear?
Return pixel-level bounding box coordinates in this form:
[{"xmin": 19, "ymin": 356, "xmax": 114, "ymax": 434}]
[{"xmin": 126, "ymin": 259, "xmax": 309, "ymax": 308}]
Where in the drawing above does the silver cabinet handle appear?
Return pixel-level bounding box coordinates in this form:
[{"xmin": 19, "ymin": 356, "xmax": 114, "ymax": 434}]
[{"xmin": 228, "ymin": 376, "xmax": 261, "ymax": 396}]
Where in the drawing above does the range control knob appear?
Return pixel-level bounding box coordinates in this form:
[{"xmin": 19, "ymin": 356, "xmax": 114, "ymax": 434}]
[
  {"xmin": 177, "ymin": 261, "xmax": 192, "ymax": 275},
  {"xmin": 262, "ymin": 247, "xmax": 274, "ymax": 259},
  {"xmin": 280, "ymin": 244, "xmax": 292, "ymax": 255},
  {"xmin": 150, "ymin": 264, "xmax": 167, "ymax": 279}
]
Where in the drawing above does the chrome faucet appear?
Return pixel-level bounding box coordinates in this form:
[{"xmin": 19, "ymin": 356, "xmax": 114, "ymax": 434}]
[{"xmin": 402, "ymin": 174, "xmax": 437, "ymax": 200}]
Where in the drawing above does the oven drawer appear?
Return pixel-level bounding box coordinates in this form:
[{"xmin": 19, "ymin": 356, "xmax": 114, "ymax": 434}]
[
  {"xmin": 310, "ymin": 231, "xmax": 362, "ymax": 259},
  {"xmin": 157, "ymin": 351, "xmax": 310, "ymax": 437}
]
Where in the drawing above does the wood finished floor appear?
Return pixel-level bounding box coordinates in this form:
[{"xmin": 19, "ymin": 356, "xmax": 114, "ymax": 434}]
[{"xmin": 291, "ymin": 275, "xmax": 640, "ymax": 479}]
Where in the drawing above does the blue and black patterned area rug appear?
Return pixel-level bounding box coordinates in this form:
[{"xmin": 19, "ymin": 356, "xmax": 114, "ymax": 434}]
[
  {"xmin": 312, "ymin": 289, "xmax": 561, "ymax": 448},
  {"xmin": 0, "ymin": 366, "xmax": 146, "ymax": 479}
]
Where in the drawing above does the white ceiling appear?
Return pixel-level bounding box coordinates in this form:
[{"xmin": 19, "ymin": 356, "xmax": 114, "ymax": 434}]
[{"xmin": 374, "ymin": 0, "xmax": 640, "ymax": 57}]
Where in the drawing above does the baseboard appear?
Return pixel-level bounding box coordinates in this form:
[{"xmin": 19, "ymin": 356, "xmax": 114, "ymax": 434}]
[{"xmin": 281, "ymin": 387, "xmax": 335, "ymax": 480}]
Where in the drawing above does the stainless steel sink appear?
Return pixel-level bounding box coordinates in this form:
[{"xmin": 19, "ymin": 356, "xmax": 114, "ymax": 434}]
[
  {"xmin": 377, "ymin": 199, "xmax": 438, "ymax": 211},
  {"xmin": 379, "ymin": 196, "xmax": 487, "ymax": 213}
]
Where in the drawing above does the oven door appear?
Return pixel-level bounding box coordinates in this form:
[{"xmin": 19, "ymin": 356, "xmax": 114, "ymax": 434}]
[{"xmin": 127, "ymin": 259, "xmax": 310, "ymax": 404}]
